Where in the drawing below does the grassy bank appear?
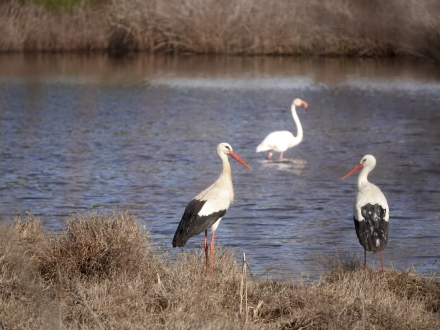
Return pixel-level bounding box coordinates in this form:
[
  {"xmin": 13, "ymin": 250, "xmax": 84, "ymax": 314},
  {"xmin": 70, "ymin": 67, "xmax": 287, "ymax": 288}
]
[
  {"xmin": 0, "ymin": 211, "xmax": 439, "ymax": 329},
  {"xmin": 0, "ymin": 0, "xmax": 440, "ymax": 61}
]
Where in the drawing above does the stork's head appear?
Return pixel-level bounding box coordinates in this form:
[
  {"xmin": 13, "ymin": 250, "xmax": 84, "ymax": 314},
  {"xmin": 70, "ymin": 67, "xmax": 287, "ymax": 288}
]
[
  {"xmin": 360, "ymin": 155, "xmax": 376, "ymax": 169},
  {"xmin": 218, "ymin": 142, "xmax": 233, "ymax": 155},
  {"xmin": 342, "ymin": 154, "xmax": 376, "ymax": 179},
  {"xmin": 293, "ymin": 98, "xmax": 308, "ymax": 110},
  {"xmin": 217, "ymin": 143, "xmax": 252, "ymax": 169}
]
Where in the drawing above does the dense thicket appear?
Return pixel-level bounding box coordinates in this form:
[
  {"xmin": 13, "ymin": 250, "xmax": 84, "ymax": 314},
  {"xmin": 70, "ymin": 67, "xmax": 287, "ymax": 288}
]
[{"xmin": 1, "ymin": 0, "xmax": 440, "ymax": 61}]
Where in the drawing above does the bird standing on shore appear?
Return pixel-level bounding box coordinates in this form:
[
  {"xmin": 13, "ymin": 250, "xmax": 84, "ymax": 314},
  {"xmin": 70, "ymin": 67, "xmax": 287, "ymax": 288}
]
[
  {"xmin": 172, "ymin": 143, "xmax": 252, "ymax": 275},
  {"xmin": 256, "ymin": 98, "xmax": 308, "ymax": 159},
  {"xmin": 343, "ymin": 155, "xmax": 389, "ymax": 272}
]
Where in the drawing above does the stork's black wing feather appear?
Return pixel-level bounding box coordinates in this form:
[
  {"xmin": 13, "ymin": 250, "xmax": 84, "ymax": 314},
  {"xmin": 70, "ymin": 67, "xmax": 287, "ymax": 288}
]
[
  {"xmin": 172, "ymin": 199, "xmax": 227, "ymax": 248},
  {"xmin": 354, "ymin": 203, "xmax": 388, "ymax": 252}
]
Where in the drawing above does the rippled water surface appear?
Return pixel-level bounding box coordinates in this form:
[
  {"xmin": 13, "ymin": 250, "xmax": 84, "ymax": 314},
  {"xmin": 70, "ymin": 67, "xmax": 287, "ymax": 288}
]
[{"xmin": 1, "ymin": 54, "xmax": 440, "ymax": 279}]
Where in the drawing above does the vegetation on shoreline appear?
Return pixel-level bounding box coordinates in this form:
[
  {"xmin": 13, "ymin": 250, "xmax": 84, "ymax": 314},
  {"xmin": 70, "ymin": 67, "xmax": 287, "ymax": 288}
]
[
  {"xmin": 17, "ymin": 0, "xmax": 102, "ymax": 13},
  {"xmin": 0, "ymin": 211, "xmax": 439, "ymax": 329},
  {"xmin": 0, "ymin": 0, "xmax": 440, "ymax": 61}
]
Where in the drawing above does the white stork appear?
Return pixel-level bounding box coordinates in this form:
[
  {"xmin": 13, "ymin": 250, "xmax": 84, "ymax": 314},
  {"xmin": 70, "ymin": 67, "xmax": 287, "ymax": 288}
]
[
  {"xmin": 172, "ymin": 142, "xmax": 251, "ymax": 274},
  {"xmin": 256, "ymin": 98, "xmax": 308, "ymax": 159},
  {"xmin": 343, "ymin": 155, "xmax": 389, "ymax": 272}
]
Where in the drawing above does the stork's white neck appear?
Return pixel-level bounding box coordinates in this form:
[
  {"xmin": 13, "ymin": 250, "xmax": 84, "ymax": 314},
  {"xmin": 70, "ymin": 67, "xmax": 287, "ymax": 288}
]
[
  {"xmin": 289, "ymin": 104, "xmax": 303, "ymax": 148},
  {"xmin": 218, "ymin": 152, "xmax": 234, "ymax": 202},
  {"xmin": 357, "ymin": 165, "xmax": 373, "ymax": 190},
  {"xmin": 220, "ymin": 153, "xmax": 232, "ymax": 176}
]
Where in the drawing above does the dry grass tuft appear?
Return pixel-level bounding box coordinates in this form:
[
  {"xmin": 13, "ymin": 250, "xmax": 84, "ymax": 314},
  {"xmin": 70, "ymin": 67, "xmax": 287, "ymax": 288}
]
[
  {"xmin": 38, "ymin": 210, "xmax": 154, "ymax": 284},
  {"xmin": 0, "ymin": 213, "xmax": 61, "ymax": 328},
  {"xmin": 386, "ymin": 269, "xmax": 440, "ymax": 313},
  {"xmin": 0, "ymin": 211, "xmax": 439, "ymax": 329},
  {"xmin": 1, "ymin": 0, "xmax": 440, "ymax": 61}
]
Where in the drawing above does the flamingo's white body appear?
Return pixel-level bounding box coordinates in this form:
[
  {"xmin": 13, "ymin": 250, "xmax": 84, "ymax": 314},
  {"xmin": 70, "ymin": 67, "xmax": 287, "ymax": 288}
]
[
  {"xmin": 256, "ymin": 98, "xmax": 308, "ymax": 159},
  {"xmin": 172, "ymin": 143, "xmax": 251, "ymax": 274},
  {"xmin": 343, "ymin": 155, "xmax": 389, "ymax": 272}
]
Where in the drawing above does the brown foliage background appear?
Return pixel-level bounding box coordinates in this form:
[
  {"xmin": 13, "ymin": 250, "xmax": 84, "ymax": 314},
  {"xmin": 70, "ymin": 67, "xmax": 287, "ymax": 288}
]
[{"xmin": 0, "ymin": 0, "xmax": 440, "ymax": 61}]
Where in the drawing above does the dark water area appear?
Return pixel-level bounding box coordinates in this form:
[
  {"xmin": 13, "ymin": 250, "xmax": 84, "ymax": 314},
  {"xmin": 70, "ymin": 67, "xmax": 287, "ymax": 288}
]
[{"xmin": 1, "ymin": 54, "xmax": 440, "ymax": 279}]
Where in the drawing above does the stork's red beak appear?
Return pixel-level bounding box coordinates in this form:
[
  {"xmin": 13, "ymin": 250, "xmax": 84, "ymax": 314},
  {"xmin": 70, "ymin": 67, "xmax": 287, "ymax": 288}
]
[
  {"xmin": 302, "ymin": 101, "xmax": 308, "ymax": 110},
  {"xmin": 229, "ymin": 151, "xmax": 252, "ymax": 169},
  {"xmin": 342, "ymin": 163, "xmax": 363, "ymax": 179}
]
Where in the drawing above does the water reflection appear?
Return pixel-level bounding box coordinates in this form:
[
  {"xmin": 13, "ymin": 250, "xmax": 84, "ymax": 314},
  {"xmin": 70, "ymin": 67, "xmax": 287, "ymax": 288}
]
[
  {"xmin": 0, "ymin": 54, "xmax": 439, "ymax": 279},
  {"xmin": 258, "ymin": 159, "xmax": 307, "ymax": 176}
]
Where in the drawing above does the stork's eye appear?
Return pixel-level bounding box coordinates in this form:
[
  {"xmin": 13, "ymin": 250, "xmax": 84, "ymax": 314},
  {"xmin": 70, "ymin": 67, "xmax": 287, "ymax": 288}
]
[
  {"xmin": 362, "ymin": 159, "xmax": 366, "ymax": 163},
  {"xmin": 225, "ymin": 146, "xmax": 231, "ymax": 150}
]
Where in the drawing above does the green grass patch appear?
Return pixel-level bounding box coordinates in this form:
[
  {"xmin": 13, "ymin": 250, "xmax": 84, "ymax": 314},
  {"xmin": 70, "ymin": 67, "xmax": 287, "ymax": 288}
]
[{"xmin": 18, "ymin": 0, "xmax": 107, "ymax": 13}]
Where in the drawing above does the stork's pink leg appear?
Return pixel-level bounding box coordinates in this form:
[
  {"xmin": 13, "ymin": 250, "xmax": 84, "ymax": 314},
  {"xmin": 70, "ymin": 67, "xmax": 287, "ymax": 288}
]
[
  {"xmin": 267, "ymin": 153, "xmax": 273, "ymax": 159},
  {"xmin": 210, "ymin": 231, "xmax": 216, "ymax": 275},
  {"xmin": 204, "ymin": 229, "xmax": 209, "ymax": 273},
  {"xmin": 364, "ymin": 249, "xmax": 367, "ymax": 271},
  {"xmin": 380, "ymin": 251, "xmax": 385, "ymax": 273},
  {"xmin": 279, "ymin": 152, "xmax": 283, "ymax": 159}
]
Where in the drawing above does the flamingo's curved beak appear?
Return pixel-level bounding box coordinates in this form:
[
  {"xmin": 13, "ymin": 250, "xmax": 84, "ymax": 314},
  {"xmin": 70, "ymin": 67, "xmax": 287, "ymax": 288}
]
[
  {"xmin": 342, "ymin": 163, "xmax": 363, "ymax": 179},
  {"xmin": 229, "ymin": 151, "xmax": 252, "ymax": 169}
]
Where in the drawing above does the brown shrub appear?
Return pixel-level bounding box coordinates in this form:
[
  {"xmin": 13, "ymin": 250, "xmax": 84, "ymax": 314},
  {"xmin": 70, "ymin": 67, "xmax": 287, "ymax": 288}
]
[
  {"xmin": 0, "ymin": 212, "xmax": 46, "ymax": 265},
  {"xmin": 38, "ymin": 210, "xmax": 155, "ymax": 284},
  {"xmin": 1, "ymin": 0, "xmax": 440, "ymax": 60},
  {"xmin": 0, "ymin": 1, "xmax": 108, "ymax": 52},
  {"xmin": 0, "ymin": 213, "xmax": 61, "ymax": 329},
  {"xmin": 387, "ymin": 270, "xmax": 440, "ymax": 313},
  {"xmin": 0, "ymin": 211, "xmax": 439, "ymax": 329}
]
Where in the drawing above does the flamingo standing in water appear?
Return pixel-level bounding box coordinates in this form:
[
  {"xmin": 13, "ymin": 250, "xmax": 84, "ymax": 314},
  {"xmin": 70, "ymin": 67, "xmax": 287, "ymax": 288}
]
[
  {"xmin": 256, "ymin": 98, "xmax": 308, "ymax": 159},
  {"xmin": 172, "ymin": 143, "xmax": 251, "ymax": 275},
  {"xmin": 343, "ymin": 155, "xmax": 389, "ymax": 272}
]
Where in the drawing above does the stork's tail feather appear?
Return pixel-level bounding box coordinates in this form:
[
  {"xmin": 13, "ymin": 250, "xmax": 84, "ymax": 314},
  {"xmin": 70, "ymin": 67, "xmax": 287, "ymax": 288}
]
[
  {"xmin": 172, "ymin": 226, "xmax": 190, "ymax": 248},
  {"xmin": 354, "ymin": 203, "xmax": 389, "ymax": 253},
  {"xmin": 173, "ymin": 199, "xmax": 209, "ymax": 248},
  {"xmin": 256, "ymin": 143, "xmax": 269, "ymax": 153}
]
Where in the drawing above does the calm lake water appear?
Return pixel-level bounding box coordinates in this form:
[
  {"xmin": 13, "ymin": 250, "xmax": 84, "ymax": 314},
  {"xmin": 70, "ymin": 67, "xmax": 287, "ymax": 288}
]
[{"xmin": 1, "ymin": 54, "xmax": 440, "ymax": 279}]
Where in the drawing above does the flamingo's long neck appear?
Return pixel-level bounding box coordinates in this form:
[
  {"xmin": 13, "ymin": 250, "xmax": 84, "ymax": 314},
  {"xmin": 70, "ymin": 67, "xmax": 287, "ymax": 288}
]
[
  {"xmin": 289, "ymin": 105, "xmax": 303, "ymax": 148},
  {"xmin": 218, "ymin": 153, "xmax": 234, "ymax": 202}
]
